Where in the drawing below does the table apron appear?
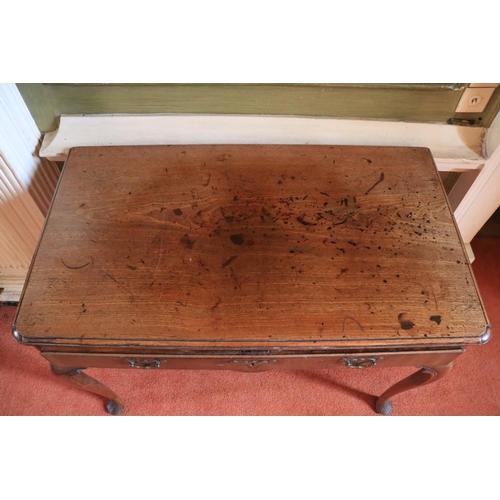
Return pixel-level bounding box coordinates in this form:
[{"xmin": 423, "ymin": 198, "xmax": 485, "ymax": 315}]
[{"xmin": 42, "ymin": 349, "xmax": 464, "ymax": 372}]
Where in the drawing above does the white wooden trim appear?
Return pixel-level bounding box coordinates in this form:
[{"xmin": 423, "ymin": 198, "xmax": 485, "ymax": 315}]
[
  {"xmin": 430, "ymin": 158, "xmax": 484, "ymax": 172},
  {"xmin": 486, "ymin": 108, "xmax": 500, "ymax": 157},
  {"xmin": 454, "ymin": 140, "xmax": 500, "ymax": 243},
  {"xmin": 40, "ymin": 114, "xmax": 486, "ymax": 172},
  {"xmin": 464, "ymin": 243, "xmax": 475, "ymax": 263}
]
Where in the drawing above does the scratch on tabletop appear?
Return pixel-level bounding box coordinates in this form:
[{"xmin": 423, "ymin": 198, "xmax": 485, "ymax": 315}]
[
  {"xmin": 365, "ymin": 172, "xmax": 385, "ymax": 195},
  {"xmin": 61, "ymin": 258, "xmax": 91, "ymax": 270},
  {"xmin": 342, "ymin": 316, "xmax": 365, "ymax": 332}
]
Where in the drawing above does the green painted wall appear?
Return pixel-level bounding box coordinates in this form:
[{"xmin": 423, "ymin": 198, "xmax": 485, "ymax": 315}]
[{"xmin": 18, "ymin": 83, "xmax": 492, "ymax": 134}]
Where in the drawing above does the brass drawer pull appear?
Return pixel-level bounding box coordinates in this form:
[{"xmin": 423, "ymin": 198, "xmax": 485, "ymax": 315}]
[
  {"xmin": 128, "ymin": 359, "xmax": 161, "ymax": 369},
  {"xmin": 230, "ymin": 359, "xmax": 277, "ymax": 368},
  {"xmin": 343, "ymin": 357, "xmax": 378, "ymax": 369}
]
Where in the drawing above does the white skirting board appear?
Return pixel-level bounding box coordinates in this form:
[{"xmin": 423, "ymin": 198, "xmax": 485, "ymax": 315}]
[{"xmin": 40, "ymin": 114, "xmax": 486, "ymax": 173}]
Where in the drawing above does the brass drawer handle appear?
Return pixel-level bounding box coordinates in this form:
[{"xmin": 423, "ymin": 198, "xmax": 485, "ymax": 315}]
[
  {"xmin": 128, "ymin": 359, "xmax": 161, "ymax": 369},
  {"xmin": 230, "ymin": 359, "xmax": 277, "ymax": 368},
  {"xmin": 343, "ymin": 357, "xmax": 378, "ymax": 369}
]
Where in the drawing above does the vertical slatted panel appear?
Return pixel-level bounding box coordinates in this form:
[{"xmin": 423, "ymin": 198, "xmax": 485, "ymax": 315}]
[
  {"xmin": 0, "ymin": 153, "xmax": 46, "ymax": 267},
  {"xmin": 0, "ymin": 84, "xmax": 59, "ymax": 300}
]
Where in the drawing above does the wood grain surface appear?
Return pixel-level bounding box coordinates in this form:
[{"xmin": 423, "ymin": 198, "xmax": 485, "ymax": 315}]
[{"xmin": 14, "ymin": 145, "xmax": 489, "ymax": 349}]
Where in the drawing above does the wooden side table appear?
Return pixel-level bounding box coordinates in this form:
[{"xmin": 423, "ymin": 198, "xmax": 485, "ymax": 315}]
[{"xmin": 13, "ymin": 145, "xmax": 490, "ymax": 415}]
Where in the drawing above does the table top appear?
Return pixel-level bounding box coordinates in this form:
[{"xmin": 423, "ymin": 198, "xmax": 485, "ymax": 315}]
[{"xmin": 14, "ymin": 145, "xmax": 489, "ymax": 350}]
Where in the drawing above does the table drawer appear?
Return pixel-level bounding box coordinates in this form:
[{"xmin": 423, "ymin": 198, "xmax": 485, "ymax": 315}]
[{"xmin": 42, "ymin": 349, "xmax": 463, "ymax": 372}]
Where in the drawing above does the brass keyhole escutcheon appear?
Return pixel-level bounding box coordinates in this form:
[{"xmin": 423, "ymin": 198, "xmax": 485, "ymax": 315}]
[
  {"xmin": 128, "ymin": 359, "xmax": 161, "ymax": 369},
  {"xmin": 343, "ymin": 358, "xmax": 378, "ymax": 369},
  {"xmin": 230, "ymin": 359, "xmax": 277, "ymax": 368}
]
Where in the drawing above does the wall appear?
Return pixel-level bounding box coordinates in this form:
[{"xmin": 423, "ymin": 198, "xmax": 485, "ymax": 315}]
[{"xmin": 18, "ymin": 83, "xmax": 500, "ymax": 134}]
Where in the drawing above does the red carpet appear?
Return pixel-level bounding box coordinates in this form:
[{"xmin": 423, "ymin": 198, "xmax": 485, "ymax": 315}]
[{"xmin": 1, "ymin": 237, "xmax": 499, "ymax": 416}]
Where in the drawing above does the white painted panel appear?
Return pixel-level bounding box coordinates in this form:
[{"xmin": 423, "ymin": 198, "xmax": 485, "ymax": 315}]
[
  {"xmin": 454, "ymin": 145, "xmax": 500, "ymax": 243},
  {"xmin": 40, "ymin": 114, "xmax": 486, "ymax": 171},
  {"xmin": 0, "ymin": 84, "xmax": 45, "ymax": 187},
  {"xmin": 486, "ymin": 110, "xmax": 500, "ymax": 157}
]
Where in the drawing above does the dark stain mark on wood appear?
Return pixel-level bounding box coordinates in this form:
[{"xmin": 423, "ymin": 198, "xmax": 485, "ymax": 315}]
[
  {"xmin": 398, "ymin": 312, "xmax": 415, "ymax": 330},
  {"xmin": 222, "ymin": 255, "xmax": 238, "ymax": 268},
  {"xmin": 211, "ymin": 298, "xmax": 221, "ymax": 311},
  {"xmin": 202, "ymin": 173, "xmax": 211, "ymax": 187},
  {"xmin": 173, "ymin": 208, "xmax": 183, "ymax": 216},
  {"xmin": 261, "ymin": 207, "xmax": 273, "ymax": 219},
  {"xmin": 230, "ymin": 234, "xmax": 244, "ymax": 245},
  {"xmin": 61, "ymin": 259, "xmax": 91, "ymax": 270},
  {"xmin": 362, "ymin": 158, "xmax": 372, "ymax": 164},
  {"xmin": 400, "ymin": 321, "xmax": 415, "ymax": 330},
  {"xmin": 348, "ymin": 241, "xmax": 357, "ymax": 246},
  {"xmin": 297, "ymin": 216, "xmax": 317, "ymax": 226},
  {"xmin": 430, "ymin": 315, "xmax": 442, "ymax": 325},
  {"xmin": 180, "ymin": 234, "xmax": 195, "ymax": 249},
  {"xmin": 221, "ymin": 208, "xmax": 234, "ymax": 223},
  {"xmin": 333, "ymin": 218, "xmax": 348, "ymax": 226},
  {"xmin": 320, "ymin": 192, "xmax": 330, "ymax": 197},
  {"xmin": 365, "ymin": 172, "xmax": 385, "ymax": 195},
  {"xmin": 127, "ymin": 265, "xmax": 137, "ymax": 270}
]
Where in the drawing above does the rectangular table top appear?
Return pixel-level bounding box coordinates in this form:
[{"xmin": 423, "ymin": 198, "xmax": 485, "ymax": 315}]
[{"xmin": 14, "ymin": 145, "xmax": 489, "ymax": 349}]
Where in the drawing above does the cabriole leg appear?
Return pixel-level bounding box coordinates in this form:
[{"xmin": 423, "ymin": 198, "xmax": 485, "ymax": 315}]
[
  {"xmin": 50, "ymin": 364, "xmax": 124, "ymax": 415},
  {"xmin": 375, "ymin": 362, "xmax": 453, "ymax": 415}
]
